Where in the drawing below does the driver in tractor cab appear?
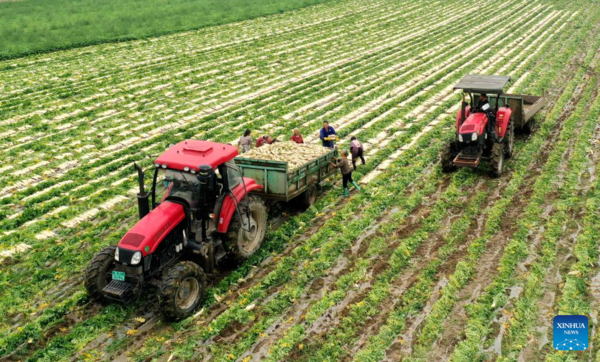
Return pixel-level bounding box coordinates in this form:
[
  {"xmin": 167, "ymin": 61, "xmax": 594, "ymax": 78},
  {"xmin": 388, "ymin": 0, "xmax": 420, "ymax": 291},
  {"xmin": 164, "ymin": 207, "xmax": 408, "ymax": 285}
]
[
  {"xmin": 476, "ymin": 94, "xmax": 489, "ymax": 110},
  {"xmin": 476, "ymin": 94, "xmax": 497, "ymax": 138}
]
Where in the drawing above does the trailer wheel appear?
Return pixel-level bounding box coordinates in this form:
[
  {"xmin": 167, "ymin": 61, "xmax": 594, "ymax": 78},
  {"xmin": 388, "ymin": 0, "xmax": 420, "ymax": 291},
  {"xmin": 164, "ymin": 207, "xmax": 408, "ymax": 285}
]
[
  {"xmin": 504, "ymin": 120, "xmax": 515, "ymax": 158},
  {"xmin": 298, "ymin": 184, "xmax": 318, "ymax": 209},
  {"xmin": 441, "ymin": 142, "xmax": 457, "ymax": 173},
  {"xmin": 524, "ymin": 117, "xmax": 538, "ymax": 135},
  {"xmin": 84, "ymin": 245, "xmax": 117, "ymax": 301},
  {"xmin": 226, "ymin": 195, "xmax": 267, "ymax": 262},
  {"xmin": 490, "ymin": 143, "xmax": 504, "ymax": 178},
  {"xmin": 158, "ymin": 261, "xmax": 206, "ymax": 321}
]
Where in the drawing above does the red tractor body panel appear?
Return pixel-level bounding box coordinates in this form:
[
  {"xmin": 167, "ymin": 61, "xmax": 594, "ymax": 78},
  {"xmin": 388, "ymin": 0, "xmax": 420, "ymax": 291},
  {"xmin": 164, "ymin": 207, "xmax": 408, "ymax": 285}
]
[
  {"xmin": 455, "ymin": 106, "xmax": 471, "ymax": 130},
  {"xmin": 118, "ymin": 202, "xmax": 186, "ymax": 256},
  {"xmin": 155, "ymin": 140, "xmax": 239, "ymax": 173},
  {"xmin": 495, "ymin": 106, "xmax": 513, "ymax": 138},
  {"xmin": 217, "ymin": 178, "xmax": 263, "ymax": 233},
  {"xmin": 459, "ymin": 112, "xmax": 487, "ymax": 135}
]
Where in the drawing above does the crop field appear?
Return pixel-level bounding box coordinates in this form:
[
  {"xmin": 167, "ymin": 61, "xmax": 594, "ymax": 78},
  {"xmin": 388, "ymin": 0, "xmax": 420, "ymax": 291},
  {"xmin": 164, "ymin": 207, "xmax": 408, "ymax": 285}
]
[{"xmin": 1, "ymin": 0, "xmax": 600, "ymax": 360}]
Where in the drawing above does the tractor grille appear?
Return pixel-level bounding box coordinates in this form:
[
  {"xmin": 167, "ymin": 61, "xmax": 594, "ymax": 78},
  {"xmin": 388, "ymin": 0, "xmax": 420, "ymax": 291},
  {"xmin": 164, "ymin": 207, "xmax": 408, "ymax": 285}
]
[{"xmin": 103, "ymin": 280, "xmax": 133, "ymax": 299}]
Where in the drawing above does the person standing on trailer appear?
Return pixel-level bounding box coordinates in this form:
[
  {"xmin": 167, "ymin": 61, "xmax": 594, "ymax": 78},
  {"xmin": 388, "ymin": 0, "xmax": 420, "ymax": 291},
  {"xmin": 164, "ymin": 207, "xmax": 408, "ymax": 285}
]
[
  {"xmin": 331, "ymin": 149, "xmax": 361, "ymax": 197},
  {"xmin": 320, "ymin": 121, "xmax": 337, "ymax": 148},
  {"xmin": 349, "ymin": 136, "xmax": 366, "ymax": 170},
  {"xmin": 291, "ymin": 128, "xmax": 304, "ymax": 144},
  {"xmin": 238, "ymin": 129, "xmax": 253, "ymax": 153}
]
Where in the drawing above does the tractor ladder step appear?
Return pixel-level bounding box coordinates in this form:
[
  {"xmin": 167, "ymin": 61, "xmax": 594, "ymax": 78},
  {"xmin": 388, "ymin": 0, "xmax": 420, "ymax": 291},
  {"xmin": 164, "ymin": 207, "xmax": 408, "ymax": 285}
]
[
  {"xmin": 453, "ymin": 151, "xmax": 482, "ymax": 168},
  {"xmin": 103, "ymin": 280, "xmax": 133, "ymax": 298}
]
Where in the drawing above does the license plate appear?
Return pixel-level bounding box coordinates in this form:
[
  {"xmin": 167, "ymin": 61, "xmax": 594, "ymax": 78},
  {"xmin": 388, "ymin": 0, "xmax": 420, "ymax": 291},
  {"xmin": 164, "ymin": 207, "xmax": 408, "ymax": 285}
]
[{"xmin": 112, "ymin": 271, "xmax": 125, "ymax": 281}]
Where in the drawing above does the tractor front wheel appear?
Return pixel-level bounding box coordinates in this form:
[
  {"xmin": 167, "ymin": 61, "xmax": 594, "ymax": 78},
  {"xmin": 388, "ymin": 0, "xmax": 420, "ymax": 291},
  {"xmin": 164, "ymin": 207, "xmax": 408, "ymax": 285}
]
[
  {"xmin": 490, "ymin": 142, "xmax": 505, "ymax": 178},
  {"xmin": 84, "ymin": 245, "xmax": 117, "ymax": 302},
  {"xmin": 226, "ymin": 195, "xmax": 267, "ymax": 262},
  {"xmin": 158, "ymin": 261, "xmax": 206, "ymax": 321},
  {"xmin": 441, "ymin": 142, "xmax": 457, "ymax": 173}
]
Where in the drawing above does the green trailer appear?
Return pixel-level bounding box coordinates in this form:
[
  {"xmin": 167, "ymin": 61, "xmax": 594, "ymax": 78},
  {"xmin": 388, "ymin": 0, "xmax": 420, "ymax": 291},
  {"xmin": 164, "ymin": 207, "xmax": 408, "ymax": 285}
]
[{"xmin": 235, "ymin": 147, "xmax": 338, "ymax": 208}]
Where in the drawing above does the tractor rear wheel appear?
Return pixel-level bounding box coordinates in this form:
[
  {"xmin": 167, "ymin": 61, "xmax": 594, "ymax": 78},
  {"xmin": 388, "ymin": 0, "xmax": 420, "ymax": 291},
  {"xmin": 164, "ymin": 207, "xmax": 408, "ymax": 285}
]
[
  {"xmin": 504, "ymin": 120, "xmax": 515, "ymax": 158},
  {"xmin": 298, "ymin": 184, "xmax": 318, "ymax": 210},
  {"xmin": 441, "ymin": 142, "xmax": 457, "ymax": 173},
  {"xmin": 158, "ymin": 261, "xmax": 206, "ymax": 321},
  {"xmin": 226, "ymin": 195, "xmax": 267, "ymax": 262},
  {"xmin": 490, "ymin": 142, "xmax": 505, "ymax": 178},
  {"xmin": 84, "ymin": 245, "xmax": 117, "ymax": 301}
]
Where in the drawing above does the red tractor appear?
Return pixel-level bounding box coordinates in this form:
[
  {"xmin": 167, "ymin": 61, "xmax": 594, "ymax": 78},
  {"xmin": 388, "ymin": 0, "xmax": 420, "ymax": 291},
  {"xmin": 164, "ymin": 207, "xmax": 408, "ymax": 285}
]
[
  {"xmin": 441, "ymin": 75, "xmax": 545, "ymax": 176},
  {"xmin": 85, "ymin": 141, "xmax": 267, "ymax": 320}
]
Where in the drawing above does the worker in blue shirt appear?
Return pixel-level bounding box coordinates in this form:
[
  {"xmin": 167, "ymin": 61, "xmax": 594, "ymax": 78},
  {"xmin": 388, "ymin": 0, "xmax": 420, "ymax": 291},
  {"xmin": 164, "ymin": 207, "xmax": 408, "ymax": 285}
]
[{"xmin": 319, "ymin": 121, "xmax": 337, "ymax": 148}]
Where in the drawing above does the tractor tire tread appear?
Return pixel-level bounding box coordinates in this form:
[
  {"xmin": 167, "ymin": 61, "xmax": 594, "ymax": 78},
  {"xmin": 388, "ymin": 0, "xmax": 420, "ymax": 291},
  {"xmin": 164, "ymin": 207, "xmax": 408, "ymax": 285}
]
[
  {"xmin": 158, "ymin": 261, "xmax": 206, "ymax": 321},
  {"xmin": 505, "ymin": 120, "xmax": 515, "ymax": 158},
  {"xmin": 226, "ymin": 195, "xmax": 267, "ymax": 263},
  {"xmin": 441, "ymin": 142, "xmax": 457, "ymax": 173},
  {"xmin": 490, "ymin": 143, "xmax": 504, "ymax": 178},
  {"xmin": 84, "ymin": 245, "xmax": 117, "ymax": 301}
]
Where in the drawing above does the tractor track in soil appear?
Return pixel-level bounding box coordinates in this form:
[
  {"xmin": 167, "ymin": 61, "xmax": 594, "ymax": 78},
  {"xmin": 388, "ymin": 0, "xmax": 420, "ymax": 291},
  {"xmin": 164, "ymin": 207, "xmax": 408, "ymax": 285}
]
[
  {"xmin": 238, "ymin": 173, "xmax": 450, "ymax": 361},
  {"xmin": 135, "ymin": 165, "xmax": 443, "ymax": 361},
  {"xmin": 255, "ymin": 169, "xmax": 486, "ymax": 362},
  {"xmin": 346, "ymin": 138, "xmax": 531, "ymax": 361},
  {"xmin": 423, "ymin": 61, "xmax": 595, "ymax": 361},
  {"xmin": 485, "ymin": 75, "xmax": 600, "ymax": 361},
  {"xmin": 335, "ymin": 182, "xmax": 490, "ymax": 362}
]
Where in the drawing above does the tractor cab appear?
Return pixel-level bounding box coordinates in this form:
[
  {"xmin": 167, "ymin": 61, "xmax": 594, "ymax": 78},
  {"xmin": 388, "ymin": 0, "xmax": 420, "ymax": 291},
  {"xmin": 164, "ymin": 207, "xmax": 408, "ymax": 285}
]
[
  {"xmin": 442, "ymin": 75, "xmax": 516, "ymax": 177},
  {"xmin": 150, "ymin": 142, "xmax": 241, "ymax": 219}
]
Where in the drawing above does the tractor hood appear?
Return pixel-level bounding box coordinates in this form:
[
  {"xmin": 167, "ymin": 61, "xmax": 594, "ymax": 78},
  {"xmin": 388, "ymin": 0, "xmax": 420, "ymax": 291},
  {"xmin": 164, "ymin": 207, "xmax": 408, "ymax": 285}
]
[
  {"xmin": 459, "ymin": 112, "xmax": 488, "ymax": 135},
  {"xmin": 118, "ymin": 201, "xmax": 185, "ymax": 256}
]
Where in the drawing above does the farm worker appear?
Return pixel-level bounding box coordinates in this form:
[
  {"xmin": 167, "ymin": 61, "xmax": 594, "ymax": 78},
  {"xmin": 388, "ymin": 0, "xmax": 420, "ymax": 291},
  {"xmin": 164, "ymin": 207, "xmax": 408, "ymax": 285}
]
[
  {"xmin": 476, "ymin": 94, "xmax": 489, "ymax": 110},
  {"xmin": 291, "ymin": 128, "xmax": 304, "ymax": 144},
  {"xmin": 320, "ymin": 121, "xmax": 337, "ymax": 148},
  {"xmin": 331, "ymin": 149, "xmax": 360, "ymax": 197},
  {"xmin": 477, "ymin": 94, "xmax": 497, "ymax": 137},
  {"xmin": 256, "ymin": 135, "xmax": 276, "ymax": 148},
  {"xmin": 238, "ymin": 129, "xmax": 253, "ymax": 153},
  {"xmin": 349, "ymin": 136, "xmax": 366, "ymax": 170}
]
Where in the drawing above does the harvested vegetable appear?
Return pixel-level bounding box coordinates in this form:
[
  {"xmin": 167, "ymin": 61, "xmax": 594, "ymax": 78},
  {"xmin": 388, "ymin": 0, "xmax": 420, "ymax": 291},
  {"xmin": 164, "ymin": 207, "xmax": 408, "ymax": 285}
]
[{"xmin": 238, "ymin": 142, "xmax": 330, "ymax": 169}]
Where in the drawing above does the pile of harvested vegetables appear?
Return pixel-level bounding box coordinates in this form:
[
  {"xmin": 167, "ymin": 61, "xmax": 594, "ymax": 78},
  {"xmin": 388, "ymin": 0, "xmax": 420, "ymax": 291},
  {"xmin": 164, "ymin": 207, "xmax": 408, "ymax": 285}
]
[{"xmin": 238, "ymin": 141, "xmax": 331, "ymax": 169}]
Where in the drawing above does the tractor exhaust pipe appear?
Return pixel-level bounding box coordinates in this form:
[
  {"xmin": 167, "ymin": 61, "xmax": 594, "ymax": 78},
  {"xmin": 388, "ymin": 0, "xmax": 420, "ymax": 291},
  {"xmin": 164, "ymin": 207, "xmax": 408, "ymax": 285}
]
[{"xmin": 134, "ymin": 163, "xmax": 150, "ymax": 219}]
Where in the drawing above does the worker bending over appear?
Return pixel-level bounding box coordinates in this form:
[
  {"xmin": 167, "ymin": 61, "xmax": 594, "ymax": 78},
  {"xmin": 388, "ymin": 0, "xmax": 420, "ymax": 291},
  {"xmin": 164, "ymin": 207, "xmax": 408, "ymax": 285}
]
[
  {"xmin": 331, "ymin": 149, "xmax": 361, "ymax": 197},
  {"xmin": 349, "ymin": 136, "xmax": 366, "ymax": 170}
]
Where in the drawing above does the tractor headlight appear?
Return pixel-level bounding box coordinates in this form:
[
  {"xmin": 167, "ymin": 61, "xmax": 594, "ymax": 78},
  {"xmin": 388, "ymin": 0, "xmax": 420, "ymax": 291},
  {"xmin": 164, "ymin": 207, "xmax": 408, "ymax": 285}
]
[
  {"xmin": 458, "ymin": 134, "xmax": 463, "ymax": 142},
  {"xmin": 114, "ymin": 247, "xmax": 120, "ymax": 261},
  {"xmin": 131, "ymin": 251, "xmax": 142, "ymax": 265},
  {"xmin": 471, "ymin": 133, "xmax": 478, "ymax": 141}
]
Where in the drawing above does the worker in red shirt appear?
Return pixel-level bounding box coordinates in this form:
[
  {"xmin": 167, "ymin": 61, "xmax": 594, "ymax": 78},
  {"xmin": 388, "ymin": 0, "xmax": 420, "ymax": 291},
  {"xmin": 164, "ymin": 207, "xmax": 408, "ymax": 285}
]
[{"xmin": 290, "ymin": 128, "xmax": 304, "ymax": 144}]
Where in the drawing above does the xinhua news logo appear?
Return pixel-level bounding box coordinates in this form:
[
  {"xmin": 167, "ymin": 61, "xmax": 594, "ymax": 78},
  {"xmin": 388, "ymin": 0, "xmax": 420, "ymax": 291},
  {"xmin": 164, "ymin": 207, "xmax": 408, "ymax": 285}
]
[{"xmin": 553, "ymin": 315, "xmax": 588, "ymax": 351}]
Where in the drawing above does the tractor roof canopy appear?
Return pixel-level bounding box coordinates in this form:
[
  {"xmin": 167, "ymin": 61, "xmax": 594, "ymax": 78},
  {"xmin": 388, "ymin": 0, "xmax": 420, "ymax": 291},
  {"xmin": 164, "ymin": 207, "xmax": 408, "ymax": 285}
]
[
  {"xmin": 155, "ymin": 140, "xmax": 239, "ymax": 172},
  {"xmin": 454, "ymin": 75, "xmax": 511, "ymax": 95}
]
